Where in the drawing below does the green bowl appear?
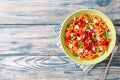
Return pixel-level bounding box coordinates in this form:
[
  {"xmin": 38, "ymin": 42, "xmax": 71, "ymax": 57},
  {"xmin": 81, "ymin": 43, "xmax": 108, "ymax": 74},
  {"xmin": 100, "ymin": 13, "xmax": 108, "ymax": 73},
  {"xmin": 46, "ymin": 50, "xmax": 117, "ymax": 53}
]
[{"xmin": 60, "ymin": 9, "xmax": 116, "ymax": 65}]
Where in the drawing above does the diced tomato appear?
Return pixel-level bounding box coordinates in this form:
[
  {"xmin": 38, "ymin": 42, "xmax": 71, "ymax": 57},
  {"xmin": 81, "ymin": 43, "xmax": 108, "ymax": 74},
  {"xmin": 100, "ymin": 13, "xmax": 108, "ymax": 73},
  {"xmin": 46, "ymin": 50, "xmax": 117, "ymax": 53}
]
[
  {"xmin": 84, "ymin": 45, "xmax": 88, "ymax": 50},
  {"xmin": 74, "ymin": 31, "xmax": 79, "ymax": 36},
  {"xmin": 74, "ymin": 43, "xmax": 78, "ymax": 47},
  {"xmin": 77, "ymin": 19, "xmax": 86, "ymax": 28},
  {"xmin": 69, "ymin": 28, "xmax": 74, "ymax": 33},
  {"xmin": 72, "ymin": 40, "xmax": 78, "ymax": 47},
  {"xmin": 88, "ymin": 45, "xmax": 92, "ymax": 50},
  {"xmin": 91, "ymin": 50, "xmax": 96, "ymax": 54},
  {"xmin": 102, "ymin": 39, "xmax": 109, "ymax": 46},
  {"xmin": 83, "ymin": 19, "xmax": 87, "ymax": 23},
  {"xmin": 77, "ymin": 19, "xmax": 83, "ymax": 26},
  {"xmin": 83, "ymin": 42, "xmax": 88, "ymax": 50},
  {"xmin": 66, "ymin": 35, "xmax": 71, "ymax": 41},
  {"xmin": 68, "ymin": 27, "xmax": 74, "ymax": 33}
]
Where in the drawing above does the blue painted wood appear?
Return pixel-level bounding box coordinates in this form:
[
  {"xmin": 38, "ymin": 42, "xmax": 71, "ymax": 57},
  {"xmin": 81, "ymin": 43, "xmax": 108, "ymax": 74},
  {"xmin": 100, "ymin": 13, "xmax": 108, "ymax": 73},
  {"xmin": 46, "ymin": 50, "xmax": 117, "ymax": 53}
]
[
  {"xmin": 0, "ymin": 25, "xmax": 64, "ymax": 55},
  {"xmin": 0, "ymin": 55, "xmax": 119, "ymax": 79},
  {"xmin": 0, "ymin": 0, "xmax": 119, "ymax": 80},
  {"xmin": 0, "ymin": 0, "xmax": 119, "ymax": 24}
]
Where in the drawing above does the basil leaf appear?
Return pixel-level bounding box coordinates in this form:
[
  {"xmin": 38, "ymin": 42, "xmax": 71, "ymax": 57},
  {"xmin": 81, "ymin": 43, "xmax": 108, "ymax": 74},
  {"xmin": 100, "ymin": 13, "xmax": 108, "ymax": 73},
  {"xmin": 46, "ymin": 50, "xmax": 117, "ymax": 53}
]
[
  {"xmin": 72, "ymin": 53, "xmax": 78, "ymax": 57},
  {"xmin": 104, "ymin": 31, "xmax": 108, "ymax": 38},
  {"xmin": 91, "ymin": 36, "xmax": 97, "ymax": 41},
  {"xmin": 69, "ymin": 24, "xmax": 74, "ymax": 28},
  {"xmin": 87, "ymin": 18, "xmax": 93, "ymax": 23},
  {"xmin": 86, "ymin": 24, "xmax": 90, "ymax": 29},
  {"xmin": 71, "ymin": 36, "xmax": 76, "ymax": 40},
  {"xmin": 78, "ymin": 42, "xmax": 83, "ymax": 48},
  {"xmin": 95, "ymin": 46, "xmax": 99, "ymax": 52}
]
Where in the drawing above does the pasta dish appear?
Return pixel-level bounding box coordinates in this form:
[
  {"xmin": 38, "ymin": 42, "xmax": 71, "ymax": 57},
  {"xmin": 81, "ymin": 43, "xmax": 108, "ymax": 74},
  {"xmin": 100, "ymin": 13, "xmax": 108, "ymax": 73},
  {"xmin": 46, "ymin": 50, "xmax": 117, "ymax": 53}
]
[{"xmin": 65, "ymin": 13, "xmax": 111, "ymax": 60}]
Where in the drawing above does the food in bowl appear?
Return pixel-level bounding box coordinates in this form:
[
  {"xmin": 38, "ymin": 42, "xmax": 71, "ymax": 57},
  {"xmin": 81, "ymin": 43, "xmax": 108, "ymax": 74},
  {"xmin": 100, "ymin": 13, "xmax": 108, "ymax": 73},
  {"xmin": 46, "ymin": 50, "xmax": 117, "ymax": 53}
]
[
  {"xmin": 65, "ymin": 13, "xmax": 111, "ymax": 60},
  {"xmin": 60, "ymin": 9, "xmax": 116, "ymax": 65}
]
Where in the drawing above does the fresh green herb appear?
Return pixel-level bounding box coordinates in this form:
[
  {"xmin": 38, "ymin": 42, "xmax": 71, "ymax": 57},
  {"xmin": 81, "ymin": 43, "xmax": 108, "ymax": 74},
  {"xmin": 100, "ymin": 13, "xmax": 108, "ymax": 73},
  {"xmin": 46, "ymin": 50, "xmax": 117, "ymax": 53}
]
[
  {"xmin": 78, "ymin": 42, "xmax": 83, "ymax": 48},
  {"xmin": 87, "ymin": 18, "xmax": 93, "ymax": 23},
  {"xmin": 91, "ymin": 36, "xmax": 97, "ymax": 41},
  {"xmin": 71, "ymin": 36, "xmax": 76, "ymax": 40},
  {"xmin": 72, "ymin": 52, "xmax": 78, "ymax": 57},
  {"xmin": 69, "ymin": 24, "xmax": 74, "ymax": 28},
  {"xmin": 95, "ymin": 46, "xmax": 99, "ymax": 52},
  {"xmin": 86, "ymin": 24, "xmax": 90, "ymax": 29},
  {"xmin": 104, "ymin": 31, "xmax": 108, "ymax": 38}
]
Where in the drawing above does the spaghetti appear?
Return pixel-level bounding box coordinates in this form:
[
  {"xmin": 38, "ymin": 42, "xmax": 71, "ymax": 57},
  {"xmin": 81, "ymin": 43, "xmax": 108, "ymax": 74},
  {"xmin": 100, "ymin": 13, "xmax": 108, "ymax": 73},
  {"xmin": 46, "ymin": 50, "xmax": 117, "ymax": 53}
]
[{"xmin": 65, "ymin": 13, "xmax": 111, "ymax": 60}]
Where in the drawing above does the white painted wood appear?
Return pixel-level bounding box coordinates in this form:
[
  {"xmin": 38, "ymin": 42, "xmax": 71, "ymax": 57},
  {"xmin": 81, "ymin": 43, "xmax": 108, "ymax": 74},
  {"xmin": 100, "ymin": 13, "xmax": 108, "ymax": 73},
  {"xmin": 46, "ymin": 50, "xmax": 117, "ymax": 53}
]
[
  {"xmin": 0, "ymin": 56, "xmax": 120, "ymax": 80},
  {"xmin": 0, "ymin": 25, "xmax": 64, "ymax": 55},
  {"xmin": 0, "ymin": 0, "xmax": 119, "ymax": 24}
]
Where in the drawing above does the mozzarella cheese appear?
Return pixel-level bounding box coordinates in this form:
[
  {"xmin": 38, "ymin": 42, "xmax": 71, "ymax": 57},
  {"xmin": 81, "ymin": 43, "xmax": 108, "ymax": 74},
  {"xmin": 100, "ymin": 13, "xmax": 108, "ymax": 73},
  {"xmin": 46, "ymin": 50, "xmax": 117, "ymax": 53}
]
[
  {"xmin": 85, "ymin": 19, "xmax": 88, "ymax": 23},
  {"xmin": 96, "ymin": 36, "xmax": 101, "ymax": 41},
  {"xmin": 90, "ymin": 25, "xmax": 93, "ymax": 29},
  {"xmin": 69, "ymin": 44, "xmax": 73, "ymax": 48},
  {"xmin": 85, "ymin": 50, "xmax": 88, "ymax": 52},
  {"xmin": 94, "ymin": 19, "xmax": 98, "ymax": 24},
  {"xmin": 74, "ymin": 25, "xmax": 79, "ymax": 30},
  {"xmin": 92, "ymin": 47, "xmax": 95, "ymax": 51},
  {"xmin": 78, "ymin": 48, "xmax": 83, "ymax": 53},
  {"xmin": 100, "ymin": 47, "xmax": 103, "ymax": 51},
  {"xmin": 108, "ymin": 31, "xmax": 112, "ymax": 39},
  {"xmin": 77, "ymin": 37, "xmax": 81, "ymax": 41},
  {"xmin": 70, "ymin": 33, "xmax": 74, "ymax": 37}
]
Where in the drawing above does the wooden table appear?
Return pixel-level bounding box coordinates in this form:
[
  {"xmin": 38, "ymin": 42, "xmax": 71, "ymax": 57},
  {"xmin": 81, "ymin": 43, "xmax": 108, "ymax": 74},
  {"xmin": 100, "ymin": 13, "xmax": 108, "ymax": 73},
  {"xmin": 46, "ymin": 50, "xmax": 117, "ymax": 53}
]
[{"xmin": 0, "ymin": 0, "xmax": 120, "ymax": 80}]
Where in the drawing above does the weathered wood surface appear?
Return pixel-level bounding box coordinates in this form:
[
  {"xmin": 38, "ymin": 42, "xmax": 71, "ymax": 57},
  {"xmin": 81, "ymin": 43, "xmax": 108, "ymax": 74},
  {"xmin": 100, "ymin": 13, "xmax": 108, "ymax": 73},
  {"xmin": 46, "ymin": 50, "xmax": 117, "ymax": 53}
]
[
  {"xmin": 0, "ymin": 0, "xmax": 119, "ymax": 24},
  {"xmin": 0, "ymin": 54, "xmax": 120, "ymax": 80},
  {"xmin": 0, "ymin": 0, "xmax": 119, "ymax": 80},
  {"xmin": 0, "ymin": 25, "xmax": 64, "ymax": 55}
]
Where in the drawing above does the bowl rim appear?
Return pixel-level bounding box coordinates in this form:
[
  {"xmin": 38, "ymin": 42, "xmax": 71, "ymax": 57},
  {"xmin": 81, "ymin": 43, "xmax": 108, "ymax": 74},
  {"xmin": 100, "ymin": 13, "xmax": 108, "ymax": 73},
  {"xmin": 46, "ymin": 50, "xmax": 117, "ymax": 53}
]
[{"xmin": 60, "ymin": 9, "xmax": 116, "ymax": 65}]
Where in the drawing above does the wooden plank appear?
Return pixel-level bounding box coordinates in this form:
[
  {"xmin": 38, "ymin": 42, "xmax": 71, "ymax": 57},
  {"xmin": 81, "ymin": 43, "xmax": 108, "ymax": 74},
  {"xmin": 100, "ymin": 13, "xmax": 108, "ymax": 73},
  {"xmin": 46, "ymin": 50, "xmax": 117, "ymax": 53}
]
[
  {"xmin": 0, "ymin": 0, "xmax": 119, "ymax": 24},
  {"xmin": 0, "ymin": 25, "xmax": 63, "ymax": 55},
  {"xmin": 0, "ymin": 55, "xmax": 120, "ymax": 80}
]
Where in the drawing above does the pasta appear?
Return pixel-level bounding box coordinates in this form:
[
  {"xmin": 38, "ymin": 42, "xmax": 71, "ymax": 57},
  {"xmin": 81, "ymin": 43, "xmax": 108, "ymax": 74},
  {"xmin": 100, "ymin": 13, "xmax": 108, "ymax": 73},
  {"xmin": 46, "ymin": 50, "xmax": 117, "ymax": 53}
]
[{"xmin": 65, "ymin": 13, "xmax": 111, "ymax": 60}]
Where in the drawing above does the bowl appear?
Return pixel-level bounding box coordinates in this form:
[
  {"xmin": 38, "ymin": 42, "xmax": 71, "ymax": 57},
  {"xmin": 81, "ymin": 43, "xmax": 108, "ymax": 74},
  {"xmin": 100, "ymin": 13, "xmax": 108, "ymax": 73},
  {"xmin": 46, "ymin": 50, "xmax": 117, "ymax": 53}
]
[{"xmin": 60, "ymin": 9, "xmax": 116, "ymax": 65}]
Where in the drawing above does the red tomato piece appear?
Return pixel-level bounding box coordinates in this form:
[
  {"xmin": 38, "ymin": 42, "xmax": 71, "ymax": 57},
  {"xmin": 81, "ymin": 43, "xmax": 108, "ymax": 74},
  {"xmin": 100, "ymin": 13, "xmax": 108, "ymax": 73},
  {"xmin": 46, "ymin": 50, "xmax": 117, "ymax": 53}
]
[
  {"xmin": 66, "ymin": 35, "xmax": 70, "ymax": 41},
  {"xmin": 74, "ymin": 32, "xmax": 79, "ymax": 36},
  {"xmin": 102, "ymin": 39, "xmax": 109, "ymax": 46},
  {"xmin": 69, "ymin": 28, "xmax": 74, "ymax": 33},
  {"xmin": 74, "ymin": 43, "xmax": 78, "ymax": 47}
]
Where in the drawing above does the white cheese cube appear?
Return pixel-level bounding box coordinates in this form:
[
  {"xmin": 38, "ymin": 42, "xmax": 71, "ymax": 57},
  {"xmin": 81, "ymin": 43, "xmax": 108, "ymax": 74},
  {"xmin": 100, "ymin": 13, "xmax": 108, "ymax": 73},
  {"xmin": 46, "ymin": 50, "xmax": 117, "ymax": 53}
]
[
  {"xmin": 70, "ymin": 33, "xmax": 74, "ymax": 37},
  {"xmin": 74, "ymin": 25, "xmax": 79, "ymax": 30},
  {"xmin": 90, "ymin": 25, "xmax": 93, "ymax": 29},
  {"xmin": 96, "ymin": 36, "xmax": 101, "ymax": 41},
  {"xmin": 94, "ymin": 19, "xmax": 98, "ymax": 24},
  {"xmin": 85, "ymin": 19, "xmax": 88, "ymax": 23},
  {"xmin": 108, "ymin": 31, "xmax": 112, "ymax": 39},
  {"xmin": 78, "ymin": 48, "xmax": 83, "ymax": 53},
  {"xmin": 85, "ymin": 50, "xmax": 88, "ymax": 52},
  {"xmin": 69, "ymin": 44, "xmax": 73, "ymax": 48},
  {"xmin": 92, "ymin": 47, "xmax": 95, "ymax": 51},
  {"xmin": 100, "ymin": 47, "xmax": 103, "ymax": 51},
  {"xmin": 77, "ymin": 37, "xmax": 81, "ymax": 41}
]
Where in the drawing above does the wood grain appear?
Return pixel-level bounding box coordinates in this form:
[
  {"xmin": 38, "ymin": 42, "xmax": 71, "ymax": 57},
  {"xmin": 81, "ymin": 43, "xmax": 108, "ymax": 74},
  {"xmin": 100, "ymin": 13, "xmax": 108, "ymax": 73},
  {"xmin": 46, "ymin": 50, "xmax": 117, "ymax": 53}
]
[
  {"xmin": 0, "ymin": 0, "xmax": 119, "ymax": 24},
  {"xmin": 0, "ymin": 25, "xmax": 64, "ymax": 55},
  {"xmin": 0, "ymin": 55, "xmax": 120, "ymax": 80}
]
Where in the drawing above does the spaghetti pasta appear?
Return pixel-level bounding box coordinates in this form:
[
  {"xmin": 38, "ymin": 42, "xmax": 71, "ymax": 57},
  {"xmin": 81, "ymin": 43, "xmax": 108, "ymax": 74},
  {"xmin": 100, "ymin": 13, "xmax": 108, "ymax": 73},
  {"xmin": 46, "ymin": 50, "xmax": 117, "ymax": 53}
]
[{"xmin": 65, "ymin": 13, "xmax": 111, "ymax": 60}]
